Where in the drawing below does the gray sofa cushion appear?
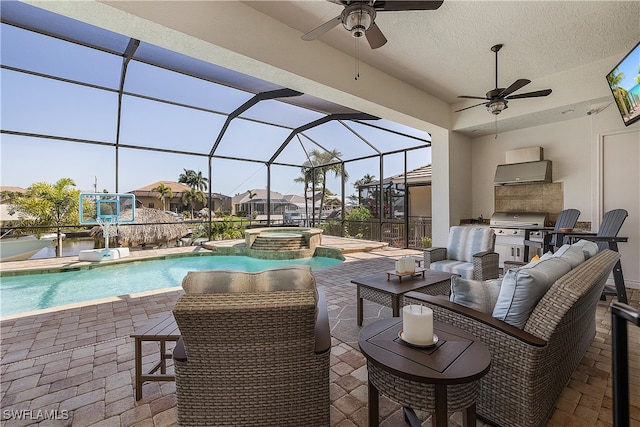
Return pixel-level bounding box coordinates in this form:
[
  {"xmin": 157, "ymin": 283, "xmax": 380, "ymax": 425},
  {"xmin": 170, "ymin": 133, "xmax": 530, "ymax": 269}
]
[
  {"xmin": 182, "ymin": 265, "xmax": 317, "ymax": 301},
  {"xmin": 493, "ymin": 257, "xmax": 572, "ymax": 328},
  {"xmin": 450, "ymin": 276, "xmax": 502, "ymax": 313},
  {"xmin": 552, "ymin": 244, "xmax": 585, "ymax": 268},
  {"xmin": 571, "ymin": 239, "xmax": 599, "ymax": 259}
]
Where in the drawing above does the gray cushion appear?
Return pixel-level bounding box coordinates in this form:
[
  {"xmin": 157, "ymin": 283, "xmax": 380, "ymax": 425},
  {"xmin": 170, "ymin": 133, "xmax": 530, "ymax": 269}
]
[
  {"xmin": 450, "ymin": 276, "xmax": 502, "ymax": 314},
  {"xmin": 182, "ymin": 265, "xmax": 317, "ymax": 300},
  {"xmin": 431, "ymin": 260, "xmax": 474, "ymax": 279},
  {"xmin": 552, "ymin": 244, "xmax": 585, "ymax": 268},
  {"xmin": 571, "ymin": 239, "xmax": 599, "ymax": 259},
  {"xmin": 446, "ymin": 226, "xmax": 494, "ymax": 263},
  {"xmin": 492, "ymin": 257, "xmax": 572, "ymax": 328}
]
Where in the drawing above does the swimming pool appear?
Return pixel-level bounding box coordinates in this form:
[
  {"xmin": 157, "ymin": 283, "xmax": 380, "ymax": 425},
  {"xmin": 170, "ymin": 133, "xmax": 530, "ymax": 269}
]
[{"xmin": 0, "ymin": 255, "xmax": 342, "ymax": 317}]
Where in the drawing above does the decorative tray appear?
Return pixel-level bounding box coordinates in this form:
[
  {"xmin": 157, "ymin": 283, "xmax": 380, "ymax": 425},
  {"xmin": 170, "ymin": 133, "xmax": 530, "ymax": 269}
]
[{"xmin": 385, "ymin": 267, "xmax": 427, "ymax": 282}]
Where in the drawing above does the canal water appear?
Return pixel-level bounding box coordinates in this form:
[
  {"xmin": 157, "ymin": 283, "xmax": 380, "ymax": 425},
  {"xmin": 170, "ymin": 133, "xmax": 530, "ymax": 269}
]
[{"xmin": 30, "ymin": 237, "xmax": 96, "ymax": 259}]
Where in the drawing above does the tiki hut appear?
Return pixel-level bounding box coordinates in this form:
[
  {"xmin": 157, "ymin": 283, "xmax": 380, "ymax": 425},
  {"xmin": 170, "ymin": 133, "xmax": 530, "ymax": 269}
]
[{"xmin": 90, "ymin": 207, "xmax": 190, "ymax": 247}]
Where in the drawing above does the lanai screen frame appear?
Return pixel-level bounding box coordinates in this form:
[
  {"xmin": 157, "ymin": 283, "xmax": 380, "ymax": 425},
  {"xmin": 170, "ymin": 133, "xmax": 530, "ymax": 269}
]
[{"xmin": 1, "ymin": 2, "xmax": 431, "ymax": 245}]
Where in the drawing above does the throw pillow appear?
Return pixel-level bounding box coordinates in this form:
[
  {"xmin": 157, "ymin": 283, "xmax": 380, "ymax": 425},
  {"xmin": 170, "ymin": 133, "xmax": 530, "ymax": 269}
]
[
  {"xmin": 450, "ymin": 276, "xmax": 502, "ymax": 314},
  {"xmin": 492, "ymin": 257, "xmax": 572, "ymax": 328}
]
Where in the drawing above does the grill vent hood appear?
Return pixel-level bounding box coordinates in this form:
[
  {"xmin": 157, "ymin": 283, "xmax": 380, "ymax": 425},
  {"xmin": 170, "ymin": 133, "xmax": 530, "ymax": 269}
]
[{"xmin": 494, "ymin": 160, "xmax": 552, "ymax": 185}]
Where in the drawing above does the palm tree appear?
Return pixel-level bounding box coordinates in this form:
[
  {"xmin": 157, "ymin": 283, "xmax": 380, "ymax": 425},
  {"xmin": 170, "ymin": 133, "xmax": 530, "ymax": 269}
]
[
  {"xmin": 178, "ymin": 169, "xmax": 196, "ymax": 187},
  {"xmin": 152, "ymin": 183, "xmax": 173, "ymax": 211},
  {"xmin": 310, "ymin": 149, "xmax": 348, "ymax": 218},
  {"xmin": 246, "ymin": 189, "xmax": 257, "ymax": 226},
  {"xmin": 354, "ymin": 174, "xmax": 375, "ymax": 188},
  {"xmin": 181, "ymin": 188, "xmax": 207, "ymax": 219},
  {"xmin": 8, "ymin": 178, "xmax": 80, "ymax": 256},
  {"xmin": 608, "ymin": 68, "xmax": 629, "ymax": 118},
  {"xmin": 192, "ymin": 171, "xmax": 208, "ymax": 192},
  {"xmin": 295, "ymin": 163, "xmax": 316, "ymax": 225},
  {"xmin": 179, "ymin": 169, "xmax": 208, "ymax": 191}
]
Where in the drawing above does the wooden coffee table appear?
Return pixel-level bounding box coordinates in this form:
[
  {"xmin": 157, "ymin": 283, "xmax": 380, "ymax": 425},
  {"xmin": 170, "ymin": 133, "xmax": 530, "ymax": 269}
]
[
  {"xmin": 359, "ymin": 318, "xmax": 491, "ymax": 427},
  {"xmin": 352, "ymin": 270, "xmax": 455, "ymax": 326}
]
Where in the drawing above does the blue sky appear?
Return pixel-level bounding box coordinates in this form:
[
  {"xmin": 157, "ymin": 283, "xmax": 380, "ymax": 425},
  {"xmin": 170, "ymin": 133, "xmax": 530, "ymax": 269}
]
[{"xmin": 0, "ymin": 20, "xmax": 431, "ymax": 200}]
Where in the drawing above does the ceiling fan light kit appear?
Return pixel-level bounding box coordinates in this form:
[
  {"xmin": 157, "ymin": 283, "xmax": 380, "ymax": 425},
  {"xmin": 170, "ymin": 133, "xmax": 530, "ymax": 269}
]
[
  {"xmin": 488, "ymin": 99, "xmax": 508, "ymax": 115},
  {"xmin": 342, "ymin": 4, "xmax": 374, "ymax": 38}
]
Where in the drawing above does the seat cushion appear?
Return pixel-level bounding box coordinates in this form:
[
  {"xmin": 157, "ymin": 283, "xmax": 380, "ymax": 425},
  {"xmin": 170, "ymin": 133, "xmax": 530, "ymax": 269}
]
[
  {"xmin": 446, "ymin": 226, "xmax": 495, "ymax": 263},
  {"xmin": 450, "ymin": 276, "xmax": 502, "ymax": 313},
  {"xmin": 182, "ymin": 265, "xmax": 317, "ymax": 300},
  {"xmin": 430, "ymin": 260, "xmax": 474, "ymax": 279},
  {"xmin": 492, "ymin": 257, "xmax": 572, "ymax": 328}
]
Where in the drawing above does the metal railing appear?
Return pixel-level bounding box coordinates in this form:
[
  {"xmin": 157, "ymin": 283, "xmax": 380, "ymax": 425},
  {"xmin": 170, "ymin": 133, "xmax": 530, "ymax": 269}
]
[
  {"xmin": 319, "ymin": 217, "xmax": 432, "ymax": 249},
  {"xmin": 611, "ymin": 302, "xmax": 640, "ymax": 427}
]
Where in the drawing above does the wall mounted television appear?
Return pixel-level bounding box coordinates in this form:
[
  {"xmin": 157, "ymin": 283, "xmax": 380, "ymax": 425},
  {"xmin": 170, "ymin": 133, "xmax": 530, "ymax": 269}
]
[{"xmin": 606, "ymin": 41, "xmax": 640, "ymax": 127}]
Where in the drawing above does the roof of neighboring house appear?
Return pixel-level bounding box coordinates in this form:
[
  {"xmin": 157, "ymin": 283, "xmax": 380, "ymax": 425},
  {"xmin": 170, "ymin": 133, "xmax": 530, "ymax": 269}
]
[
  {"xmin": 0, "ymin": 186, "xmax": 27, "ymax": 194},
  {"xmin": 129, "ymin": 181, "xmax": 192, "ymax": 194},
  {"xmin": 391, "ymin": 164, "xmax": 432, "ymax": 185},
  {"xmin": 283, "ymin": 194, "xmax": 305, "ymax": 204},
  {"xmin": 360, "ymin": 165, "xmax": 432, "ymax": 187},
  {"xmin": 232, "ymin": 189, "xmax": 290, "ymax": 204}
]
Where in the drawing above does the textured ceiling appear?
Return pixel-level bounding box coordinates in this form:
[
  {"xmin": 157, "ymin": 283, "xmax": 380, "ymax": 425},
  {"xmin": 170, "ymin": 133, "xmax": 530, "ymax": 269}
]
[{"xmin": 246, "ymin": 0, "xmax": 640, "ymax": 135}]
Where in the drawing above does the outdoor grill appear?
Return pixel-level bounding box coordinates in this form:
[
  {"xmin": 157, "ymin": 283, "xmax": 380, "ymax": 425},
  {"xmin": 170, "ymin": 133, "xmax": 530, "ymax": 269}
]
[{"xmin": 490, "ymin": 212, "xmax": 549, "ymax": 266}]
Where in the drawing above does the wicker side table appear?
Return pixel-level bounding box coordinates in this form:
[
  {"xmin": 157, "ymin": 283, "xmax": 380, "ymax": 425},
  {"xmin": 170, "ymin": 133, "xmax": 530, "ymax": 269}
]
[
  {"xmin": 359, "ymin": 318, "xmax": 490, "ymax": 427},
  {"xmin": 352, "ymin": 270, "xmax": 455, "ymax": 326}
]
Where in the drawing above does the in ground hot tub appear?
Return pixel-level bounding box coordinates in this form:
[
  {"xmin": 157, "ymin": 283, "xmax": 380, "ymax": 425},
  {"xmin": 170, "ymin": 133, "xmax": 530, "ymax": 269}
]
[{"xmin": 243, "ymin": 227, "xmax": 323, "ymax": 260}]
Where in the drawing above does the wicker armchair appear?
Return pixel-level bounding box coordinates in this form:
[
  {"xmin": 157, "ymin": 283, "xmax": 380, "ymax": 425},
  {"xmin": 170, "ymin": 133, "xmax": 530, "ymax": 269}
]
[
  {"xmin": 172, "ymin": 266, "xmax": 330, "ymax": 427},
  {"xmin": 424, "ymin": 226, "xmax": 499, "ymax": 280},
  {"xmin": 405, "ymin": 249, "xmax": 620, "ymax": 427}
]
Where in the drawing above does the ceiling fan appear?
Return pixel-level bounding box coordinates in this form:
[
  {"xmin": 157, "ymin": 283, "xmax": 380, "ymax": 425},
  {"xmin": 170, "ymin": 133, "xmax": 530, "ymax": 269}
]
[
  {"xmin": 301, "ymin": 1, "xmax": 444, "ymax": 49},
  {"xmin": 455, "ymin": 44, "xmax": 552, "ymax": 115}
]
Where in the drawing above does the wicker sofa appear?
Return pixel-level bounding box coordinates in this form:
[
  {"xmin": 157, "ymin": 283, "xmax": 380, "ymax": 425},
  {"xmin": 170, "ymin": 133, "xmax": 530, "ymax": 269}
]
[
  {"xmin": 172, "ymin": 266, "xmax": 330, "ymax": 427},
  {"xmin": 405, "ymin": 248, "xmax": 620, "ymax": 427}
]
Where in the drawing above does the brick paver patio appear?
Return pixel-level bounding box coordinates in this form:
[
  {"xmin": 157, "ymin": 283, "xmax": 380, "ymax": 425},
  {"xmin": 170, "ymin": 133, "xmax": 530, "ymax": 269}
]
[{"xmin": 1, "ymin": 243, "xmax": 638, "ymax": 426}]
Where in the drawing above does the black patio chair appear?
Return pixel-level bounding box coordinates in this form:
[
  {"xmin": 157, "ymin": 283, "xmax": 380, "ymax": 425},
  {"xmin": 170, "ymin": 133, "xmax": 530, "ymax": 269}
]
[
  {"xmin": 559, "ymin": 208, "xmax": 629, "ymax": 303},
  {"xmin": 527, "ymin": 208, "xmax": 581, "ymax": 254},
  {"xmin": 504, "ymin": 208, "xmax": 581, "ymax": 270}
]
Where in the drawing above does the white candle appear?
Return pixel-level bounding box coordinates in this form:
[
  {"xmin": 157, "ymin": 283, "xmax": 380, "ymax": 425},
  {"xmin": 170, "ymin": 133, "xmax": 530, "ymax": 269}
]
[
  {"xmin": 402, "ymin": 305, "xmax": 434, "ymax": 345},
  {"xmin": 405, "ymin": 257, "xmax": 415, "ymax": 273}
]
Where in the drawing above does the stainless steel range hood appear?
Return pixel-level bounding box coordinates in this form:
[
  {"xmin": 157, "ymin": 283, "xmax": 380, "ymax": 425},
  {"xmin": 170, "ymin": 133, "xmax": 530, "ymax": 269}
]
[{"xmin": 494, "ymin": 160, "xmax": 552, "ymax": 185}]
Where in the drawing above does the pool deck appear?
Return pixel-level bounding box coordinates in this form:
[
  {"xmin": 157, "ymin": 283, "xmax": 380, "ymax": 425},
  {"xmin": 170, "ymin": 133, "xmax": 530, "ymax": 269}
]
[{"xmin": 1, "ymin": 238, "xmax": 638, "ymax": 427}]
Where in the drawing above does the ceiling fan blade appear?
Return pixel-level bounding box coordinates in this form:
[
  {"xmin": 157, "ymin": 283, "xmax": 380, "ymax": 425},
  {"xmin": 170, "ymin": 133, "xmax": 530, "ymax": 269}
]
[
  {"xmin": 376, "ymin": 1, "xmax": 444, "ymax": 11},
  {"xmin": 498, "ymin": 79, "xmax": 531, "ymax": 97},
  {"xmin": 507, "ymin": 89, "xmax": 552, "ymax": 99},
  {"xmin": 458, "ymin": 95, "xmax": 489, "ymax": 100},
  {"xmin": 455, "ymin": 102, "xmax": 488, "ymax": 113},
  {"xmin": 301, "ymin": 15, "xmax": 342, "ymax": 41},
  {"xmin": 365, "ymin": 22, "xmax": 387, "ymax": 49}
]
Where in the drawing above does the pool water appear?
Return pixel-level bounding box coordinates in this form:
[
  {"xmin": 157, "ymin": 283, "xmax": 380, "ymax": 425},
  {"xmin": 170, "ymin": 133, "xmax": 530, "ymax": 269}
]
[
  {"xmin": 0, "ymin": 255, "xmax": 342, "ymax": 317},
  {"xmin": 259, "ymin": 232, "xmax": 303, "ymax": 238}
]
